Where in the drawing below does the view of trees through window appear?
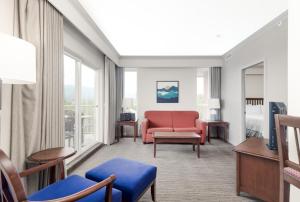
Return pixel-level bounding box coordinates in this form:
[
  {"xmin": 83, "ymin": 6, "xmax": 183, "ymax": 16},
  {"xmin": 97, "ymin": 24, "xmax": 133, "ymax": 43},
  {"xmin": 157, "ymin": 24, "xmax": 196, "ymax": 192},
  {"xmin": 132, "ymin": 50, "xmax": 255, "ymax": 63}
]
[
  {"xmin": 64, "ymin": 54, "xmax": 98, "ymax": 151},
  {"xmin": 123, "ymin": 70, "xmax": 137, "ymax": 113}
]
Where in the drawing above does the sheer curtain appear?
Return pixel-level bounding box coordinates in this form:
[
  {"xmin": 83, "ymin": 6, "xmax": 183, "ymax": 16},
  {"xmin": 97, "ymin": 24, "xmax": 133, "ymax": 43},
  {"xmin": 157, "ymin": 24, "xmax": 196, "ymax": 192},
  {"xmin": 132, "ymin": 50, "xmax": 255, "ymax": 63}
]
[
  {"xmin": 104, "ymin": 57, "xmax": 124, "ymax": 145},
  {"xmin": 115, "ymin": 66, "xmax": 124, "ymax": 139},
  {"xmin": 8, "ymin": 0, "xmax": 64, "ymax": 191},
  {"xmin": 104, "ymin": 57, "xmax": 116, "ymax": 145}
]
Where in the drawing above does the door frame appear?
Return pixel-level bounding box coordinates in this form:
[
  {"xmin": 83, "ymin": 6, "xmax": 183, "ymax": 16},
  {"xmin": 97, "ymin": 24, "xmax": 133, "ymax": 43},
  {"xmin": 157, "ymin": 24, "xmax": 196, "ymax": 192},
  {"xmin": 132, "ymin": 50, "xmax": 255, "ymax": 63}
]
[{"xmin": 241, "ymin": 60, "xmax": 266, "ymax": 141}]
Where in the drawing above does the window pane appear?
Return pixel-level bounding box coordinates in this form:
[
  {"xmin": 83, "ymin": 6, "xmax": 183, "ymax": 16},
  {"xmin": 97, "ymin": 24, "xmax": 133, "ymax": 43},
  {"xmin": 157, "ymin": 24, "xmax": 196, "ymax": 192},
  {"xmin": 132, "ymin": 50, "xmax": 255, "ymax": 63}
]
[
  {"xmin": 124, "ymin": 70, "xmax": 137, "ymax": 112},
  {"xmin": 197, "ymin": 68, "xmax": 209, "ymax": 120},
  {"xmin": 81, "ymin": 64, "xmax": 97, "ymax": 149},
  {"xmin": 64, "ymin": 55, "xmax": 76, "ymax": 148}
]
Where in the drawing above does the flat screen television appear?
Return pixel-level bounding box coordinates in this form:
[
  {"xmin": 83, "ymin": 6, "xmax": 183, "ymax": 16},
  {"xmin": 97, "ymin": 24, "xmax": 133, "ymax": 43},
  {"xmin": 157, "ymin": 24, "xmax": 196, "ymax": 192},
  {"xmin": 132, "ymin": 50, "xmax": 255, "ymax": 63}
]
[{"xmin": 268, "ymin": 102, "xmax": 287, "ymax": 150}]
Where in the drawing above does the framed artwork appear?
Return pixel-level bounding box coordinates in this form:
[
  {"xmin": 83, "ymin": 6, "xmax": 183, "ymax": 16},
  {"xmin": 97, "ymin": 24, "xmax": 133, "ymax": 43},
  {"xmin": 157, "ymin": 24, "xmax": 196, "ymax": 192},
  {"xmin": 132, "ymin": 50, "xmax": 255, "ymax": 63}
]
[{"xmin": 156, "ymin": 81, "xmax": 179, "ymax": 103}]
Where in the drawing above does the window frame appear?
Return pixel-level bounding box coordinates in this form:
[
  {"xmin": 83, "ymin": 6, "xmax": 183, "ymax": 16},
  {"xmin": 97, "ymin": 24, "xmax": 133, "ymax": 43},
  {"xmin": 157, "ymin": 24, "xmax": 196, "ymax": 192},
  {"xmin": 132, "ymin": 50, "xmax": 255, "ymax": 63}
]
[
  {"xmin": 197, "ymin": 68, "xmax": 210, "ymax": 120},
  {"xmin": 63, "ymin": 52, "xmax": 101, "ymax": 153}
]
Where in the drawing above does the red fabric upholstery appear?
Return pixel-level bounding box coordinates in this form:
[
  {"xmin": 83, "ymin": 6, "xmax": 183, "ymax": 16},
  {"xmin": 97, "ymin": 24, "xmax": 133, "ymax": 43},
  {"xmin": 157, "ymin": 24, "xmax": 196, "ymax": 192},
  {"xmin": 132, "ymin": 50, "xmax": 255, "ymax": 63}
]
[
  {"xmin": 172, "ymin": 111, "xmax": 199, "ymax": 128},
  {"xmin": 173, "ymin": 127, "xmax": 200, "ymax": 133},
  {"xmin": 147, "ymin": 127, "xmax": 173, "ymax": 134},
  {"xmin": 141, "ymin": 111, "xmax": 206, "ymax": 144},
  {"xmin": 284, "ymin": 167, "xmax": 300, "ymax": 180},
  {"xmin": 144, "ymin": 111, "xmax": 173, "ymax": 128}
]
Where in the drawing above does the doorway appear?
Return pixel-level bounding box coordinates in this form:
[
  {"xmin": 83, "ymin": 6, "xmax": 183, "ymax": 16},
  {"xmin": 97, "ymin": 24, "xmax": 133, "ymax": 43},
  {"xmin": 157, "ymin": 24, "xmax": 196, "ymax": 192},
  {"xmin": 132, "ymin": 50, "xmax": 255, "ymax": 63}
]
[{"xmin": 242, "ymin": 62, "xmax": 264, "ymax": 138}]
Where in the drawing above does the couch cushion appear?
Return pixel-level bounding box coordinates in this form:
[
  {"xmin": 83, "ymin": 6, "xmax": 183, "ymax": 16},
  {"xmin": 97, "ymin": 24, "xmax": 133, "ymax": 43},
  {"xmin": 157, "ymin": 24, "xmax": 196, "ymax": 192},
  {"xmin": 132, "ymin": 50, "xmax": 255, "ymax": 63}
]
[
  {"xmin": 28, "ymin": 175, "xmax": 122, "ymax": 202},
  {"xmin": 173, "ymin": 127, "xmax": 201, "ymax": 134},
  {"xmin": 172, "ymin": 111, "xmax": 199, "ymax": 128},
  {"xmin": 86, "ymin": 158, "xmax": 157, "ymax": 202},
  {"xmin": 145, "ymin": 111, "xmax": 173, "ymax": 127},
  {"xmin": 147, "ymin": 127, "xmax": 173, "ymax": 134}
]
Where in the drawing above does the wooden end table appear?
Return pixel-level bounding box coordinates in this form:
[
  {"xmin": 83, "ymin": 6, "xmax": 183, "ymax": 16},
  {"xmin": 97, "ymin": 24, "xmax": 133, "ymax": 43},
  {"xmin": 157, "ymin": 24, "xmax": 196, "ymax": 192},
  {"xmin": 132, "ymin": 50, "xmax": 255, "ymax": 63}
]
[
  {"xmin": 27, "ymin": 147, "xmax": 76, "ymax": 184},
  {"xmin": 205, "ymin": 120, "xmax": 229, "ymax": 143},
  {"xmin": 153, "ymin": 132, "xmax": 201, "ymax": 158},
  {"xmin": 116, "ymin": 119, "xmax": 139, "ymax": 142}
]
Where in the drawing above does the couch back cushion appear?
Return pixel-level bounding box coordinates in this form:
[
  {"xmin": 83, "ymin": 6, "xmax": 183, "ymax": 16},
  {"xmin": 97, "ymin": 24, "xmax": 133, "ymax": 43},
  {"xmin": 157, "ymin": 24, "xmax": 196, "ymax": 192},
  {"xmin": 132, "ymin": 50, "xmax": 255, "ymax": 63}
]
[
  {"xmin": 172, "ymin": 111, "xmax": 199, "ymax": 128},
  {"xmin": 144, "ymin": 111, "xmax": 173, "ymax": 128}
]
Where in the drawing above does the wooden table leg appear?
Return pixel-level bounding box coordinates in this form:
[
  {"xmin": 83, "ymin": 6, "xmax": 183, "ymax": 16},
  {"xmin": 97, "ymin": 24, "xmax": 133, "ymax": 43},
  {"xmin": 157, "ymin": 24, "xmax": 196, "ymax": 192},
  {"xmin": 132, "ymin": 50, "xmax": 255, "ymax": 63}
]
[
  {"xmin": 134, "ymin": 123, "xmax": 137, "ymax": 142},
  {"xmin": 208, "ymin": 125, "xmax": 211, "ymax": 143},
  {"xmin": 49, "ymin": 165, "xmax": 56, "ymax": 184},
  {"xmin": 193, "ymin": 144, "xmax": 195, "ymax": 151},
  {"xmin": 236, "ymin": 152, "xmax": 240, "ymax": 195},
  {"xmin": 225, "ymin": 125, "xmax": 229, "ymax": 142},
  {"xmin": 154, "ymin": 139, "xmax": 156, "ymax": 158},
  {"xmin": 197, "ymin": 141, "xmax": 200, "ymax": 158}
]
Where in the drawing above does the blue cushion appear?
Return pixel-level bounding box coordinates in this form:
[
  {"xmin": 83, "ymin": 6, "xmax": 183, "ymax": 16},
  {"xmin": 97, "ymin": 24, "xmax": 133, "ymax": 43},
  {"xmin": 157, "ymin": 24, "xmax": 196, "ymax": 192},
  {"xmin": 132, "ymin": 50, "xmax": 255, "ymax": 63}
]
[
  {"xmin": 86, "ymin": 158, "xmax": 157, "ymax": 202},
  {"xmin": 28, "ymin": 175, "xmax": 122, "ymax": 202}
]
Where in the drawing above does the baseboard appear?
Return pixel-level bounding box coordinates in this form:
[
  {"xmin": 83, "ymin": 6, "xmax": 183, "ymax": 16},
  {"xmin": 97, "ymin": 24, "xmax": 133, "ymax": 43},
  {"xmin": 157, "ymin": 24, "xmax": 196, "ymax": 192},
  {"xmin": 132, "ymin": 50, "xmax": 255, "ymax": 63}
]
[{"xmin": 66, "ymin": 142, "xmax": 103, "ymax": 173}]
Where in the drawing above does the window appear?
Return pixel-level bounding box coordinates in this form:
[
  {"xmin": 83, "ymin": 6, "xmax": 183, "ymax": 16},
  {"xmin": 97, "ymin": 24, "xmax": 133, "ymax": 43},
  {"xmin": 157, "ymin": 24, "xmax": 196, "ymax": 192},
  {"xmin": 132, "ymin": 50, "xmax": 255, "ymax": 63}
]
[
  {"xmin": 123, "ymin": 69, "xmax": 137, "ymax": 113},
  {"xmin": 64, "ymin": 54, "xmax": 99, "ymax": 152},
  {"xmin": 197, "ymin": 68, "xmax": 209, "ymax": 120}
]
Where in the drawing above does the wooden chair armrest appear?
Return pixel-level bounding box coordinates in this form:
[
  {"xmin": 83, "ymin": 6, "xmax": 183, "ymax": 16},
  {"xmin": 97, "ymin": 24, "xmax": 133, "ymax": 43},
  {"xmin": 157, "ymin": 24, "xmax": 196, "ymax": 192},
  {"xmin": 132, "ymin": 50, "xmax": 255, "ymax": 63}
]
[
  {"xmin": 26, "ymin": 175, "xmax": 116, "ymax": 202},
  {"xmin": 19, "ymin": 158, "xmax": 64, "ymax": 178},
  {"xmin": 286, "ymin": 160, "xmax": 300, "ymax": 172}
]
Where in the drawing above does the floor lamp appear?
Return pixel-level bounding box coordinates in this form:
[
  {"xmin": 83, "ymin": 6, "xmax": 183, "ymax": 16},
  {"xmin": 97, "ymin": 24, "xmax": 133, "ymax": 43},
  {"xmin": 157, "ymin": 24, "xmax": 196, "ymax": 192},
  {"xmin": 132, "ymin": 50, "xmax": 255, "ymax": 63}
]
[{"xmin": 0, "ymin": 33, "xmax": 36, "ymax": 144}]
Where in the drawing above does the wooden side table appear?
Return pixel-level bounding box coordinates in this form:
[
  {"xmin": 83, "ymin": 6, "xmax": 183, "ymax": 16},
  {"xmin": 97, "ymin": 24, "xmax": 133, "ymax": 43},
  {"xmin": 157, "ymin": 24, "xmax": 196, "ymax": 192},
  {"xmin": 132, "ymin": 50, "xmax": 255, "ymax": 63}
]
[
  {"xmin": 205, "ymin": 121, "xmax": 229, "ymax": 143},
  {"xmin": 116, "ymin": 120, "xmax": 138, "ymax": 142},
  {"xmin": 27, "ymin": 147, "xmax": 76, "ymax": 185}
]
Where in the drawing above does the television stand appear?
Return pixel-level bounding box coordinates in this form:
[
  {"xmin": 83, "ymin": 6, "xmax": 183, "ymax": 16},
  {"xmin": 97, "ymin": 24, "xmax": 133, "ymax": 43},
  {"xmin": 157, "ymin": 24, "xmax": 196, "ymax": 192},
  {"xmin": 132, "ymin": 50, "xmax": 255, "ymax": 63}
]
[{"xmin": 233, "ymin": 137, "xmax": 279, "ymax": 202}]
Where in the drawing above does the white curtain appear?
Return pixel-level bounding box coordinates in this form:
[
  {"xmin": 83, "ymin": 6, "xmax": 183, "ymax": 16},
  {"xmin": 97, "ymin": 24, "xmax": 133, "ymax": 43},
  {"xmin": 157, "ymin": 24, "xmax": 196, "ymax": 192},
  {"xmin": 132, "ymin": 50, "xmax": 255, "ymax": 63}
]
[
  {"xmin": 104, "ymin": 56, "xmax": 117, "ymax": 145},
  {"xmin": 6, "ymin": 0, "xmax": 64, "ymax": 192}
]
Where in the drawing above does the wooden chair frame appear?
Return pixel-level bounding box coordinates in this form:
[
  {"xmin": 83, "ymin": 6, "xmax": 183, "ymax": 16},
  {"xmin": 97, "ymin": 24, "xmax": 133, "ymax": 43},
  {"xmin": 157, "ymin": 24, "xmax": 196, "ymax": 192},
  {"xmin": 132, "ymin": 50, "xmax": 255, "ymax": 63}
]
[
  {"xmin": 0, "ymin": 149, "xmax": 116, "ymax": 202},
  {"xmin": 275, "ymin": 114, "xmax": 300, "ymax": 202}
]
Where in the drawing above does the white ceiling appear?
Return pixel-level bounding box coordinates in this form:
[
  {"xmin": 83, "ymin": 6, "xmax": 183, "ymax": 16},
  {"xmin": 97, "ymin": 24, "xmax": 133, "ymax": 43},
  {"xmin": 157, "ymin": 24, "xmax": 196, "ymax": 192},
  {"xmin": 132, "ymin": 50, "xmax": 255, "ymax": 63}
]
[{"xmin": 78, "ymin": 0, "xmax": 287, "ymax": 56}]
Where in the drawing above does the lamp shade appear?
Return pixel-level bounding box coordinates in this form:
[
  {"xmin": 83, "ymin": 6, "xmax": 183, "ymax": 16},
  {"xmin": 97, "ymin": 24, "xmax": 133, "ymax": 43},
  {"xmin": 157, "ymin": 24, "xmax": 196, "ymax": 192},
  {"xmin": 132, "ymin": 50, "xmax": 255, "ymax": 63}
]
[
  {"xmin": 208, "ymin": 98, "xmax": 220, "ymax": 109},
  {"xmin": 0, "ymin": 33, "xmax": 36, "ymax": 84}
]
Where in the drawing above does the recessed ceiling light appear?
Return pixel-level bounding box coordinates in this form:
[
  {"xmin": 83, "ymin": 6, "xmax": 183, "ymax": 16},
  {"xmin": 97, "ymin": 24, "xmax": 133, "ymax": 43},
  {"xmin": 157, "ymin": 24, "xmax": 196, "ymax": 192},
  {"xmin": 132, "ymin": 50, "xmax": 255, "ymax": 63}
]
[{"xmin": 216, "ymin": 34, "xmax": 221, "ymax": 38}]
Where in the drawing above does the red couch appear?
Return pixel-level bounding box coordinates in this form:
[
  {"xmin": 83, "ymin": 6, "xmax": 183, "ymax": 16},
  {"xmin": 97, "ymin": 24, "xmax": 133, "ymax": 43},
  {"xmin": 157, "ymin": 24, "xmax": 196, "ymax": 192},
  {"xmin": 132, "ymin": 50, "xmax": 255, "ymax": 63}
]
[{"xmin": 141, "ymin": 111, "xmax": 207, "ymax": 144}]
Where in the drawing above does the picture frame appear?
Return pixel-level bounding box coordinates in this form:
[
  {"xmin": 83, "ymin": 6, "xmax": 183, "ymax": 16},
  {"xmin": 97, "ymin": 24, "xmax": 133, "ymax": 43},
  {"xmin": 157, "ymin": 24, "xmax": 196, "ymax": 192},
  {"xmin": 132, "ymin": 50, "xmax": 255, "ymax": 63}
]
[{"xmin": 156, "ymin": 81, "xmax": 179, "ymax": 103}]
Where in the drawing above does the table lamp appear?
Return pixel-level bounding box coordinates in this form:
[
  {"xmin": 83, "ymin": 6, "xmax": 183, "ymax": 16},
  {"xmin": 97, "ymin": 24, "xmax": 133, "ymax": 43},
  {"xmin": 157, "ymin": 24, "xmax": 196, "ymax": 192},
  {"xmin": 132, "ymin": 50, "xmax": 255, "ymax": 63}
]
[
  {"xmin": 0, "ymin": 33, "xmax": 36, "ymax": 109},
  {"xmin": 208, "ymin": 98, "xmax": 220, "ymax": 121}
]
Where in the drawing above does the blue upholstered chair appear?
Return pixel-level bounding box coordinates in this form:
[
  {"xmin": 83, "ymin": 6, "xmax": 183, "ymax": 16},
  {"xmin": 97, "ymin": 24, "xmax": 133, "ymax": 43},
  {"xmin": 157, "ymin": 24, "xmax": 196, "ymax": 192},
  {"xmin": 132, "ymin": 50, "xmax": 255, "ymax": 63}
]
[
  {"xmin": 86, "ymin": 158, "xmax": 157, "ymax": 202},
  {"xmin": 0, "ymin": 149, "xmax": 122, "ymax": 202}
]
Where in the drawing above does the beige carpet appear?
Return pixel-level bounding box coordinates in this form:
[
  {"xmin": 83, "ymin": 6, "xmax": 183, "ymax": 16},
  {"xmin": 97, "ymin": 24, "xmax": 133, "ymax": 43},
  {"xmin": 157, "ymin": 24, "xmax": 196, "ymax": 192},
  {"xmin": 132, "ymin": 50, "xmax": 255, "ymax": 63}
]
[{"xmin": 71, "ymin": 138, "xmax": 260, "ymax": 202}]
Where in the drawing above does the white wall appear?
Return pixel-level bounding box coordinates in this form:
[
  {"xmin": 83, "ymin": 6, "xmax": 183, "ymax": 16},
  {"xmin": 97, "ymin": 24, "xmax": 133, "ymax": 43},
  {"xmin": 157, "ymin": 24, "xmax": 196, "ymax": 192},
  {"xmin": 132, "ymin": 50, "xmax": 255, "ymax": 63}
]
[
  {"xmin": 245, "ymin": 74, "xmax": 264, "ymax": 98},
  {"xmin": 222, "ymin": 12, "xmax": 288, "ymax": 145},
  {"xmin": 288, "ymin": 0, "xmax": 300, "ymax": 200},
  {"xmin": 64, "ymin": 19, "xmax": 104, "ymax": 69},
  {"xmin": 137, "ymin": 68, "xmax": 197, "ymax": 120}
]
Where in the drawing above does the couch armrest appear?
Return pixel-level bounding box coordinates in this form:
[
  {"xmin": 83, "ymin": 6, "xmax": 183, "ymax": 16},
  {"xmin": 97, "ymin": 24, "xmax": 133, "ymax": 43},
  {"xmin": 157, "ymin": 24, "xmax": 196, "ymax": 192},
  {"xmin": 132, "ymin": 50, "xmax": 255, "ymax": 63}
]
[
  {"xmin": 196, "ymin": 119, "xmax": 207, "ymax": 144},
  {"xmin": 141, "ymin": 119, "xmax": 149, "ymax": 141}
]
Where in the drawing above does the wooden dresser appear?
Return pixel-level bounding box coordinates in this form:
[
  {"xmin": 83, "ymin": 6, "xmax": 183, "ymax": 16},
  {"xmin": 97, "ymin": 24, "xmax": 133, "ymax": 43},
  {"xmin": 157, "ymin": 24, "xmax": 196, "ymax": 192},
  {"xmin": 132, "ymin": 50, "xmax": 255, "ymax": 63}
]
[{"xmin": 233, "ymin": 137, "xmax": 279, "ymax": 202}]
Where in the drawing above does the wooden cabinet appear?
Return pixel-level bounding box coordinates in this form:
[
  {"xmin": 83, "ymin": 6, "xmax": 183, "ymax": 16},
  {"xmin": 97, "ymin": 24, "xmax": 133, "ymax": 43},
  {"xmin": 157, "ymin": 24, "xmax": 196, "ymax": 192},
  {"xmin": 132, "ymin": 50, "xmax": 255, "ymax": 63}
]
[{"xmin": 234, "ymin": 138, "xmax": 279, "ymax": 202}]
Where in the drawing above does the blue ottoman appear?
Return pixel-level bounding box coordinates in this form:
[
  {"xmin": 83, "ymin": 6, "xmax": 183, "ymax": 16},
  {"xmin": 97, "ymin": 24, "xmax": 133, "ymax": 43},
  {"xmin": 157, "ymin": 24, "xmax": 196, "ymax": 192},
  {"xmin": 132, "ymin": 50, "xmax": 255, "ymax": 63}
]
[{"xmin": 86, "ymin": 158, "xmax": 157, "ymax": 202}]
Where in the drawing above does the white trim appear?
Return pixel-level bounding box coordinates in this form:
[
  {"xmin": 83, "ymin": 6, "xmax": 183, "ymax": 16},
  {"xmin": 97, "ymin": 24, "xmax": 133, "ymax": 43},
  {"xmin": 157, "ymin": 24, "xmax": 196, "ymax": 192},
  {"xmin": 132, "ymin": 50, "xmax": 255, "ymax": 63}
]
[
  {"xmin": 241, "ymin": 59, "xmax": 266, "ymax": 141},
  {"xmin": 120, "ymin": 56, "xmax": 223, "ymax": 68},
  {"xmin": 66, "ymin": 142, "xmax": 103, "ymax": 169}
]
